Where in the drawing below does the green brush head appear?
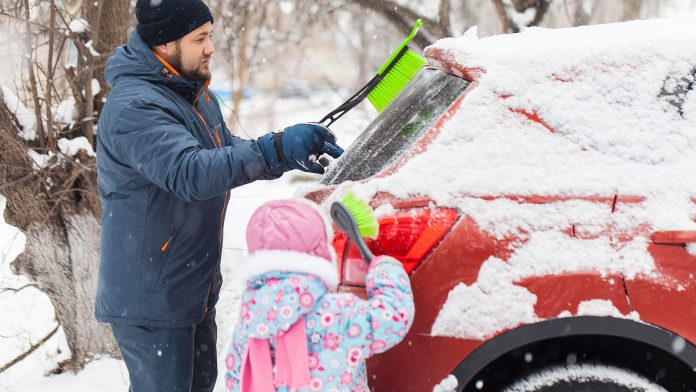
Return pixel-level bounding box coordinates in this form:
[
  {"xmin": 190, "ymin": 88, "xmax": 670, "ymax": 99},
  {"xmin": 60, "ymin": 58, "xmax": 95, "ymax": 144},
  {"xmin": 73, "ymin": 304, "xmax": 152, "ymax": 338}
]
[
  {"xmin": 341, "ymin": 192, "xmax": 379, "ymax": 239},
  {"xmin": 368, "ymin": 49, "xmax": 426, "ymax": 112},
  {"xmin": 368, "ymin": 19, "xmax": 427, "ymax": 112}
]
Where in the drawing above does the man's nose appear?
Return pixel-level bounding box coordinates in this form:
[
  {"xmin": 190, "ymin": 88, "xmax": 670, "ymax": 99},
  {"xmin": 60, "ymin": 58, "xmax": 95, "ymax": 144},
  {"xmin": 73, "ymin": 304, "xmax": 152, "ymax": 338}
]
[{"xmin": 205, "ymin": 42, "xmax": 215, "ymax": 56}]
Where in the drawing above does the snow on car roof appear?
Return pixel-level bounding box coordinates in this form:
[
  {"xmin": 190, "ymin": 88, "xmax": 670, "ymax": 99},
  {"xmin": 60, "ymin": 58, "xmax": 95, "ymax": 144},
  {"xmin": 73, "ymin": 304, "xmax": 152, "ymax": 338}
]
[
  {"xmin": 330, "ymin": 17, "xmax": 696, "ymax": 340},
  {"xmin": 369, "ymin": 17, "xmax": 696, "ymax": 201},
  {"xmin": 338, "ymin": 17, "xmax": 696, "ymax": 232}
]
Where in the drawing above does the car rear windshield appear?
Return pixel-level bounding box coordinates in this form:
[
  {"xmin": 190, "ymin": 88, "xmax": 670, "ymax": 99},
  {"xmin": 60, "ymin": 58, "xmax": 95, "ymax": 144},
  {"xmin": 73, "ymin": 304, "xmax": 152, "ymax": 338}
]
[{"xmin": 322, "ymin": 68, "xmax": 470, "ymax": 184}]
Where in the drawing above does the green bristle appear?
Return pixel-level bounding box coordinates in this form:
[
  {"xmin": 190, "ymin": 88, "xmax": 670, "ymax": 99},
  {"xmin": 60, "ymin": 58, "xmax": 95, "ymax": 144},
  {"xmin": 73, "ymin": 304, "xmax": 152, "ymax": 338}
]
[
  {"xmin": 368, "ymin": 49, "xmax": 426, "ymax": 112},
  {"xmin": 341, "ymin": 192, "xmax": 379, "ymax": 239}
]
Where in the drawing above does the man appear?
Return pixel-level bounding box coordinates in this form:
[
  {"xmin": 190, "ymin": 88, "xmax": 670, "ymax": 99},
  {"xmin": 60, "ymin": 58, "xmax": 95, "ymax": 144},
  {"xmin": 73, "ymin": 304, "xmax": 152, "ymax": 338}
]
[{"xmin": 94, "ymin": 1, "xmax": 343, "ymax": 391}]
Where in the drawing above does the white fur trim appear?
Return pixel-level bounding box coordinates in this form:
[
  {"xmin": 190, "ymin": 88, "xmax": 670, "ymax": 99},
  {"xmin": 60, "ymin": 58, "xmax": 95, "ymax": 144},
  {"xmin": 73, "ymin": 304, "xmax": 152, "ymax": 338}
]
[{"xmin": 237, "ymin": 250, "xmax": 339, "ymax": 290}]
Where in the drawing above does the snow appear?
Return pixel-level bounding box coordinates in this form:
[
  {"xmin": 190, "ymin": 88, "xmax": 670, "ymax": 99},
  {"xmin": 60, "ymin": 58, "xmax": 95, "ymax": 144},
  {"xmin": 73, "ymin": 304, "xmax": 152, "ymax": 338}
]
[
  {"xmin": 58, "ymin": 136, "xmax": 96, "ymax": 157},
  {"xmin": 503, "ymin": 363, "xmax": 667, "ymax": 391},
  {"xmin": 54, "ymin": 98, "xmax": 77, "ymax": 125},
  {"xmin": 27, "ymin": 149, "xmax": 55, "ymax": 170},
  {"xmin": 1, "ymin": 85, "xmax": 37, "ymax": 141},
  {"xmin": 84, "ymin": 40, "xmax": 100, "ymax": 57},
  {"xmin": 68, "ymin": 19, "xmax": 89, "ymax": 34},
  {"xmin": 433, "ymin": 374, "xmax": 458, "ymax": 392},
  {"xmin": 0, "ymin": 195, "xmax": 26, "ymax": 268},
  {"xmin": 91, "ymin": 79, "xmax": 101, "ymax": 96},
  {"xmin": 569, "ymin": 299, "xmax": 640, "ymax": 319},
  {"xmin": 0, "ymin": 194, "xmax": 73, "ymax": 390}
]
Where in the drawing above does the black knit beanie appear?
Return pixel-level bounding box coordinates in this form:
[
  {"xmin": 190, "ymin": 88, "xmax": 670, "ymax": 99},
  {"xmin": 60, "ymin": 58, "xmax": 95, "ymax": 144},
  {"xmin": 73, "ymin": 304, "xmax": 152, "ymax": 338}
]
[{"xmin": 135, "ymin": 0, "xmax": 214, "ymax": 47}]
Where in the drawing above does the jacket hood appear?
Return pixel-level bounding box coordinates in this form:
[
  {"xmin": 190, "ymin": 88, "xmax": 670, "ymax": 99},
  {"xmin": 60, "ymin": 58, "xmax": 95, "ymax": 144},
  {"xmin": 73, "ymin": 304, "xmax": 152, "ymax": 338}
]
[
  {"xmin": 104, "ymin": 31, "xmax": 206, "ymax": 100},
  {"xmin": 238, "ymin": 270, "xmax": 328, "ymax": 339},
  {"xmin": 246, "ymin": 199, "xmax": 336, "ymax": 262}
]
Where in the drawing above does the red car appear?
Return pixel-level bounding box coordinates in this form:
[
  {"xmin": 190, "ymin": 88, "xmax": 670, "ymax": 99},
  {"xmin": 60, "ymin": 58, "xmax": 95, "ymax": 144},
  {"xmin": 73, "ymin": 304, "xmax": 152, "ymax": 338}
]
[{"xmin": 303, "ymin": 18, "xmax": 696, "ymax": 391}]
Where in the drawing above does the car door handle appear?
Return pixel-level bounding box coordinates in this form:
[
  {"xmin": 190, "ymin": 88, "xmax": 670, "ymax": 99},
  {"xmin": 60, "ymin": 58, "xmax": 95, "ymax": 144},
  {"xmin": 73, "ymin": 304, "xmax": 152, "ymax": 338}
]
[{"xmin": 651, "ymin": 231, "xmax": 696, "ymax": 245}]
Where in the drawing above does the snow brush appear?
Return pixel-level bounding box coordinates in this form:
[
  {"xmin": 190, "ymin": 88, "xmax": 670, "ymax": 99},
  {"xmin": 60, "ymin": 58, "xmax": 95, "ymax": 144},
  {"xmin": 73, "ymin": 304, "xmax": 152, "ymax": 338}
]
[
  {"xmin": 319, "ymin": 19, "xmax": 427, "ymax": 127},
  {"xmin": 330, "ymin": 192, "xmax": 378, "ymax": 263}
]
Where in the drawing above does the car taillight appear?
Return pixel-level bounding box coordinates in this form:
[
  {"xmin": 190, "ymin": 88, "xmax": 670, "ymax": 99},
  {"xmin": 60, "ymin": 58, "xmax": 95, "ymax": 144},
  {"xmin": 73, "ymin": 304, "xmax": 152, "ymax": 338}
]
[{"xmin": 334, "ymin": 208, "xmax": 459, "ymax": 279}]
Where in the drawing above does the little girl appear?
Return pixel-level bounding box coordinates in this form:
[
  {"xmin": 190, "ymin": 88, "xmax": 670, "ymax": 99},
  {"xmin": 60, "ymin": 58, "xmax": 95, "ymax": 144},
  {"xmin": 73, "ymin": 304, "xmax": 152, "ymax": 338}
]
[{"xmin": 224, "ymin": 199, "xmax": 414, "ymax": 392}]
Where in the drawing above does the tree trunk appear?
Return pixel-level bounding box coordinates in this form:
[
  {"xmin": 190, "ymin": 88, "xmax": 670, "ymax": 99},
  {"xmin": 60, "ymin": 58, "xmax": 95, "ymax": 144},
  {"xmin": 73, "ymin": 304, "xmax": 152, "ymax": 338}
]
[
  {"xmin": 491, "ymin": 0, "xmax": 516, "ymax": 33},
  {"xmin": 93, "ymin": 0, "xmax": 130, "ymax": 112},
  {"xmin": 14, "ymin": 207, "xmax": 118, "ymax": 371},
  {"xmin": 622, "ymin": 0, "xmax": 643, "ymax": 20},
  {"xmin": 231, "ymin": 20, "xmax": 249, "ymax": 121},
  {"xmin": 2, "ymin": 95, "xmax": 118, "ymax": 371}
]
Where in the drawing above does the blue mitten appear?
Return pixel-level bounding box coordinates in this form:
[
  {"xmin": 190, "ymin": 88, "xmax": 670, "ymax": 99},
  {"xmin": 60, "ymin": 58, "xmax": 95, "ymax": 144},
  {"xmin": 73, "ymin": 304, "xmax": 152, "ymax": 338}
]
[{"xmin": 257, "ymin": 123, "xmax": 344, "ymax": 174}]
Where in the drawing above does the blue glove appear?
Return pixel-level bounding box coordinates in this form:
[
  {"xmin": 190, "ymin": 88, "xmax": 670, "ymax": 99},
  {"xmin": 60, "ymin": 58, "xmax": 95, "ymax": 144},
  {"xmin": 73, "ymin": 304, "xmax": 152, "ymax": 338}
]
[{"xmin": 257, "ymin": 123, "xmax": 344, "ymax": 174}]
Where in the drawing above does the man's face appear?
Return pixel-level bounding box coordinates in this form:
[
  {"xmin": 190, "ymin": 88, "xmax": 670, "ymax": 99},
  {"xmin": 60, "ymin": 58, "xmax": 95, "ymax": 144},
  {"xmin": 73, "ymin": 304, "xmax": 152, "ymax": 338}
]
[{"xmin": 160, "ymin": 22, "xmax": 215, "ymax": 82}]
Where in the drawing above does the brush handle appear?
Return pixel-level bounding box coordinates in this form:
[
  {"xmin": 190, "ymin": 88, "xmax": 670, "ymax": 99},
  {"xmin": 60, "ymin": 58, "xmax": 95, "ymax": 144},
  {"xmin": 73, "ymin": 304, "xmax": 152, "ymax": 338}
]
[
  {"xmin": 330, "ymin": 202, "xmax": 375, "ymax": 264},
  {"xmin": 319, "ymin": 45, "xmax": 410, "ymax": 127}
]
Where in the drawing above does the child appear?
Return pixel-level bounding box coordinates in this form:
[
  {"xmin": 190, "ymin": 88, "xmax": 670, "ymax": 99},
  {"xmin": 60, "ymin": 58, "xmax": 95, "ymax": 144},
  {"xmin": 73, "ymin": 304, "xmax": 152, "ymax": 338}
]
[{"xmin": 224, "ymin": 199, "xmax": 414, "ymax": 392}]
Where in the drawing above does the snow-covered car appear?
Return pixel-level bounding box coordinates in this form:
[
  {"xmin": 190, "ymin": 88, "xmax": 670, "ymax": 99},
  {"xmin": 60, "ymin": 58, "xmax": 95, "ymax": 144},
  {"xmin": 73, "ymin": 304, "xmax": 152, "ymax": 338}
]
[{"xmin": 301, "ymin": 17, "xmax": 696, "ymax": 391}]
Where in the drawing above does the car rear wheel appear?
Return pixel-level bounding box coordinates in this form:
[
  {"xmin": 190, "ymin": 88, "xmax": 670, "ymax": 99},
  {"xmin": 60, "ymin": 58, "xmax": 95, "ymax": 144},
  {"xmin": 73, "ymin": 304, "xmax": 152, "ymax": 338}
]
[{"xmin": 502, "ymin": 363, "xmax": 667, "ymax": 392}]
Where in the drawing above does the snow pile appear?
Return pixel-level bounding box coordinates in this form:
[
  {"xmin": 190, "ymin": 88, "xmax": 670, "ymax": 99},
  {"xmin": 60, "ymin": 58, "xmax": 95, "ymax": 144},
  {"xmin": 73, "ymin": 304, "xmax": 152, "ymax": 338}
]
[
  {"xmin": 331, "ymin": 18, "xmax": 696, "ymax": 340},
  {"xmin": 1, "ymin": 85, "xmax": 37, "ymax": 141},
  {"xmin": 568, "ymin": 299, "xmax": 641, "ymax": 319},
  {"xmin": 69, "ymin": 19, "xmax": 89, "ymax": 34},
  {"xmin": 54, "ymin": 98, "xmax": 77, "ymax": 125},
  {"xmin": 58, "ymin": 136, "xmax": 96, "ymax": 157}
]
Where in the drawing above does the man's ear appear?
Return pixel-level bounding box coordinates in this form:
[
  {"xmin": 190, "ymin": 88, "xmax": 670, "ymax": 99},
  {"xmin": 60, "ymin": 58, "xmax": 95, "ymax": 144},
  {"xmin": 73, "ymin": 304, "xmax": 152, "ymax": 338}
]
[{"xmin": 152, "ymin": 41, "xmax": 176, "ymax": 58}]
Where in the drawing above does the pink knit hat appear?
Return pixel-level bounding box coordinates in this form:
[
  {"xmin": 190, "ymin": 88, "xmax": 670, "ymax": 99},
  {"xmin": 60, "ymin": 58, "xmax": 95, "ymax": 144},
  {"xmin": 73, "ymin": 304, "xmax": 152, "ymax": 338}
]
[{"xmin": 238, "ymin": 199, "xmax": 338, "ymax": 289}]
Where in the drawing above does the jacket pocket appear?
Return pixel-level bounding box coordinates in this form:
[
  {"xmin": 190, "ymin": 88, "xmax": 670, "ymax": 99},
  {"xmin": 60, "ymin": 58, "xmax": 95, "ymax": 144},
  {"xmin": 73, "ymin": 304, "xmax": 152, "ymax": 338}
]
[{"xmin": 148, "ymin": 231, "xmax": 177, "ymax": 292}]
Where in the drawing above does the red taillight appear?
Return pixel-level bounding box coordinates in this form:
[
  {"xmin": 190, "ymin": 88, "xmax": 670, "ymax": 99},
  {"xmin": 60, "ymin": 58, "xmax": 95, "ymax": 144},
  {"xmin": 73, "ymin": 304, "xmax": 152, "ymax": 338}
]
[{"xmin": 333, "ymin": 208, "xmax": 458, "ymax": 280}]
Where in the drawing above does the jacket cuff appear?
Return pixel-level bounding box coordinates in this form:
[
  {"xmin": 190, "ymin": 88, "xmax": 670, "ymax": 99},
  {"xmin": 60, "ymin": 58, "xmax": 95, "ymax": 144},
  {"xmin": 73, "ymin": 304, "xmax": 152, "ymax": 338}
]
[
  {"xmin": 368, "ymin": 255, "xmax": 404, "ymax": 272},
  {"xmin": 256, "ymin": 133, "xmax": 284, "ymax": 172}
]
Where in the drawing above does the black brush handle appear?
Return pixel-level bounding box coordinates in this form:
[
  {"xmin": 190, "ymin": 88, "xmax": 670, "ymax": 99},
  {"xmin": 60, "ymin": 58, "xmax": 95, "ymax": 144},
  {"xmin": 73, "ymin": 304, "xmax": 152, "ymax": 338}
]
[
  {"xmin": 319, "ymin": 45, "xmax": 411, "ymax": 127},
  {"xmin": 330, "ymin": 202, "xmax": 375, "ymax": 263}
]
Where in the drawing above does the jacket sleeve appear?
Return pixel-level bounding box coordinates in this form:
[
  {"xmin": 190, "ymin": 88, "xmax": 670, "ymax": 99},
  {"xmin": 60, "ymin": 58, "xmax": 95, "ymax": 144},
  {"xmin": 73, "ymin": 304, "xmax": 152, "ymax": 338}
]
[
  {"xmin": 342, "ymin": 256, "xmax": 415, "ymax": 357},
  {"xmin": 220, "ymin": 120, "xmax": 283, "ymax": 180},
  {"xmin": 108, "ymin": 98, "xmax": 273, "ymax": 202}
]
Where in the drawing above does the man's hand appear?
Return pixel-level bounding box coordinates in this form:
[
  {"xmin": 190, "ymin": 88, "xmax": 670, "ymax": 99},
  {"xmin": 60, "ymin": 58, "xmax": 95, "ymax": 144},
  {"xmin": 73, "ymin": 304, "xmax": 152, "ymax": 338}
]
[{"xmin": 257, "ymin": 123, "xmax": 344, "ymax": 174}]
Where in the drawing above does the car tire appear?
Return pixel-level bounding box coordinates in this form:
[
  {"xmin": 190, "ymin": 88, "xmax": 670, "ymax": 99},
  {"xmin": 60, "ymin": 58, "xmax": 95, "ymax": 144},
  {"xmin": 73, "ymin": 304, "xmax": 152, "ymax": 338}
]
[{"xmin": 502, "ymin": 363, "xmax": 667, "ymax": 392}]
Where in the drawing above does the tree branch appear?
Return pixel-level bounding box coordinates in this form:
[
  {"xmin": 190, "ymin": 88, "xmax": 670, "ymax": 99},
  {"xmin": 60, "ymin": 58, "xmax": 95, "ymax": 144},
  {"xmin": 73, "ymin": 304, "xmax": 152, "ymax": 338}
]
[
  {"xmin": 45, "ymin": 0, "xmax": 57, "ymax": 150},
  {"xmin": 0, "ymin": 323, "xmax": 60, "ymax": 374},
  {"xmin": 350, "ymin": 0, "xmax": 449, "ymax": 48},
  {"xmin": 0, "ymin": 283, "xmax": 39, "ymax": 294},
  {"xmin": 22, "ymin": 0, "xmax": 46, "ymax": 147}
]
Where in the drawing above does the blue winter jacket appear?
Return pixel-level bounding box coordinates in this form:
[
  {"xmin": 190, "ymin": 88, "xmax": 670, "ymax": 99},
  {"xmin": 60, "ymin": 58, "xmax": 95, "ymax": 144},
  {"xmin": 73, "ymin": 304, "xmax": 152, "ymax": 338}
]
[{"xmin": 95, "ymin": 31, "xmax": 277, "ymax": 327}]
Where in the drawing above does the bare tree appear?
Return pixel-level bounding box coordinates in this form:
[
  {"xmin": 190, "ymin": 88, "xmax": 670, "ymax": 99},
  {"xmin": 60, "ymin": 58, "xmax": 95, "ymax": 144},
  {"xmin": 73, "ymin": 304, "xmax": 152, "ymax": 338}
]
[
  {"xmin": 349, "ymin": 0, "xmax": 452, "ymax": 48},
  {"xmin": 0, "ymin": 0, "xmax": 130, "ymax": 372}
]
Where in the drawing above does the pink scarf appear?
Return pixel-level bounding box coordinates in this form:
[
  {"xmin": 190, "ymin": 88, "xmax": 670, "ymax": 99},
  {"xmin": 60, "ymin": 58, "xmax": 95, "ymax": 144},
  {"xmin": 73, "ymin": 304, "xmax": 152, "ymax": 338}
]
[{"xmin": 240, "ymin": 317, "xmax": 311, "ymax": 392}]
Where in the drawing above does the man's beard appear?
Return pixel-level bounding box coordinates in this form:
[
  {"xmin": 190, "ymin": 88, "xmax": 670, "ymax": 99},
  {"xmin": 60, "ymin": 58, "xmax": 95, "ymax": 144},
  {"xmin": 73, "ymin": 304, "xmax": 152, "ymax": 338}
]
[{"xmin": 169, "ymin": 42, "xmax": 211, "ymax": 82}]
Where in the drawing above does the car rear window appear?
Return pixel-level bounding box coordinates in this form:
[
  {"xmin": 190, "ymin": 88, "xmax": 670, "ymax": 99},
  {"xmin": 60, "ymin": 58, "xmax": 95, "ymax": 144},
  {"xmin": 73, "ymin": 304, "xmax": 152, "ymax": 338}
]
[{"xmin": 322, "ymin": 68, "xmax": 470, "ymax": 184}]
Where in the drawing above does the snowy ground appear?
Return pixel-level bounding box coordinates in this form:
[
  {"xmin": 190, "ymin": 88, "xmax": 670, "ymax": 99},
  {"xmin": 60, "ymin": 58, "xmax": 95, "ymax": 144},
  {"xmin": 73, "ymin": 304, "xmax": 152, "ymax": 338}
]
[{"xmin": 0, "ymin": 95, "xmax": 369, "ymax": 391}]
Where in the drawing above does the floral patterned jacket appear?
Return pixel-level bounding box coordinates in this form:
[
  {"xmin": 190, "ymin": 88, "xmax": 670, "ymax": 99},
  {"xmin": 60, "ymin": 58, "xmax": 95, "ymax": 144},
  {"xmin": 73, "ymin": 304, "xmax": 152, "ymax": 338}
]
[{"xmin": 224, "ymin": 254, "xmax": 414, "ymax": 392}]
